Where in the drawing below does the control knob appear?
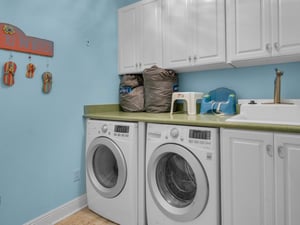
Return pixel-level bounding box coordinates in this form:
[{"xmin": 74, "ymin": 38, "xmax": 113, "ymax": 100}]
[
  {"xmin": 101, "ymin": 124, "xmax": 108, "ymax": 133},
  {"xmin": 170, "ymin": 128, "xmax": 179, "ymax": 138}
]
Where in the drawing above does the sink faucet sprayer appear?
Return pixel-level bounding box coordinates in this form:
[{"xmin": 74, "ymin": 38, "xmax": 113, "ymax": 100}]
[{"xmin": 274, "ymin": 68, "xmax": 283, "ymax": 104}]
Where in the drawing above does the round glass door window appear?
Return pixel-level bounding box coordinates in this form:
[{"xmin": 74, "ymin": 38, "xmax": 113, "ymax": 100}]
[
  {"xmin": 148, "ymin": 144, "xmax": 209, "ymax": 222},
  {"xmin": 93, "ymin": 146, "xmax": 118, "ymax": 188},
  {"xmin": 87, "ymin": 137, "xmax": 127, "ymax": 198},
  {"xmin": 156, "ymin": 153, "xmax": 196, "ymax": 208}
]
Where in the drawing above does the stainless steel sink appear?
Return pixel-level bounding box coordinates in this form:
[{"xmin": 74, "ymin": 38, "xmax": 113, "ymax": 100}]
[{"xmin": 226, "ymin": 102, "xmax": 300, "ymax": 126}]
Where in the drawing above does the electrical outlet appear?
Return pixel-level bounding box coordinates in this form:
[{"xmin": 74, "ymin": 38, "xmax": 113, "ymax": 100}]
[{"xmin": 73, "ymin": 170, "xmax": 81, "ymax": 183}]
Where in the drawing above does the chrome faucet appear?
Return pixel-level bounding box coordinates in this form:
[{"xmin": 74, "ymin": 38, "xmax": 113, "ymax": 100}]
[{"xmin": 274, "ymin": 68, "xmax": 283, "ymax": 104}]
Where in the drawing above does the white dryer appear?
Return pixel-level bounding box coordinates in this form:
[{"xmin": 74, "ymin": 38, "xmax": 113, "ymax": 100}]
[
  {"xmin": 146, "ymin": 123, "xmax": 220, "ymax": 225},
  {"xmin": 85, "ymin": 119, "xmax": 145, "ymax": 225}
]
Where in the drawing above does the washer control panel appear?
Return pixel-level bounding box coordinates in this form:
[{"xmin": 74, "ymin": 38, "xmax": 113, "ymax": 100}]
[
  {"xmin": 147, "ymin": 123, "xmax": 219, "ymax": 151},
  {"xmin": 189, "ymin": 129, "xmax": 211, "ymax": 140},
  {"xmin": 187, "ymin": 129, "xmax": 212, "ymax": 148}
]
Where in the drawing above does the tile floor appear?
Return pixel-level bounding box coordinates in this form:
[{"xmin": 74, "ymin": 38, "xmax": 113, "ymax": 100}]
[{"xmin": 55, "ymin": 207, "xmax": 117, "ymax": 225}]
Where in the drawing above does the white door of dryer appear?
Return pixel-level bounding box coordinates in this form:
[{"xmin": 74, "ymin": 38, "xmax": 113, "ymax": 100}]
[
  {"xmin": 86, "ymin": 137, "xmax": 127, "ymax": 198},
  {"xmin": 147, "ymin": 143, "xmax": 209, "ymax": 222}
]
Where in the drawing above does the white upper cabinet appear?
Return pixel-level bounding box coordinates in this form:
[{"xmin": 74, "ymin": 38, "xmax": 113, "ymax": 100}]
[
  {"xmin": 227, "ymin": 0, "xmax": 300, "ymax": 67},
  {"xmin": 118, "ymin": 5, "xmax": 138, "ymax": 74},
  {"xmin": 118, "ymin": 0, "xmax": 162, "ymax": 74},
  {"xmin": 226, "ymin": 0, "xmax": 271, "ymax": 62},
  {"xmin": 162, "ymin": 0, "xmax": 190, "ymax": 69},
  {"xmin": 162, "ymin": 0, "xmax": 228, "ymax": 72},
  {"xmin": 119, "ymin": 0, "xmax": 300, "ymax": 73},
  {"xmin": 272, "ymin": 0, "xmax": 300, "ymax": 56}
]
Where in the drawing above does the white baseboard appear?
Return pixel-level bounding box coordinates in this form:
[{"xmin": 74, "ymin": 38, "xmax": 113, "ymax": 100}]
[{"xmin": 23, "ymin": 194, "xmax": 87, "ymax": 225}]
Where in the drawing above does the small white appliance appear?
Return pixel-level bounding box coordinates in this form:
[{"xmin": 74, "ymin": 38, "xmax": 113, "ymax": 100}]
[
  {"xmin": 146, "ymin": 123, "xmax": 220, "ymax": 225},
  {"xmin": 85, "ymin": 119, "xmax": 144, "ymax": 225}
]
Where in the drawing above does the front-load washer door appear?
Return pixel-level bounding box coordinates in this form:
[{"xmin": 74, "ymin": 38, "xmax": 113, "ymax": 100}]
[
  {"xmin": 148, "ymin": 143, "xmax": 209, "ymax": 222},
  {"xmin": 87, "ymin": 137, "xmax": 127, "ymax": 198}
]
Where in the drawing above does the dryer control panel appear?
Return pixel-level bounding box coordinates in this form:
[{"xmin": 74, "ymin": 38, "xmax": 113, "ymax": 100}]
[
  {"xmin": 86, "ymin": 119, "xmax": 137, "ymax": 141},
  {"xmin": 114, "ymin": 125, "xmax": 130, "ymax": 133},
  {"xmin": 114, "ymin": 125, "xmax": 130, "ymax": 137}
]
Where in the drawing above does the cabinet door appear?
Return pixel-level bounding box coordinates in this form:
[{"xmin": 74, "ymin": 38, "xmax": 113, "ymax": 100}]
[
  {"xmin": 274, "ymin": 133, "xmax": 300, "ymax": 225},
  {"xmin": 193, "ymin": 0, "xmax": 226, "ymax": 65},
  {"xmin": 140, "ymin": 0, "xmax": 162, "ymax": 70},
  {"xmin": 272, "ymin": 0, "xmax": 300, "ymax": 56},
  {"xmin": 162, "ymin": 0, "xmax": 192, "ymax": 69},
  {"xmin": 226, "ymin": 0, "xmax": 271, "ymax": 62},
  {"xmin": 118, "ymin": 5, "xmax": 139, "ymax": 74},
  {"xmin": 221, "ymin": 129, "xmax": 274, "ymax": 225},
  {"xmin": 119, "ymin": 0, "xmax": 162, "ymax": 74}
]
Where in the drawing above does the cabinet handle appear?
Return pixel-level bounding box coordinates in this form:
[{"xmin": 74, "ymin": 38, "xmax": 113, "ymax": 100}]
[
  {"xmin": 266, "ymin": 145, "xmax": 273, "ymax": 157},
  {"xmin": 188, "ymin": 56, "xmax": 192, "ymax": 62},
  {"xmin": 193, "ymin": 55, "xmax": 197, "ymax": 61},
  {"xmin": 266, "ymin": 43, "xmax": 272, "ymax": 52},
  {"xmin": 274, "ymin": 42, "xmax": 280, "ymax": 51},
  {"xmin": 278, "ymin": 146, "xmax": 286, "ymax": 159},
  {"xmin": 139, "ymin": 62, "xmax": 142, "ymax": 68},
  {"xmin": 135, "ymin": 63, "xmax": 138, "ymax": 68}
]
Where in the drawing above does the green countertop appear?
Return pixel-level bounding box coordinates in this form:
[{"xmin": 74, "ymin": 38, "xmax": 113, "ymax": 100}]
[{"xmin": 84, "ymin": 104, "xmax": 300, "ymax": 133}]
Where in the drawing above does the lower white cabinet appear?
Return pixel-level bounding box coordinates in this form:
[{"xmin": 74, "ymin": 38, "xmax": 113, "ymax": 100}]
[{"xmin": 221, "ymin": 128, "xmax": 300, "ymax": 225}]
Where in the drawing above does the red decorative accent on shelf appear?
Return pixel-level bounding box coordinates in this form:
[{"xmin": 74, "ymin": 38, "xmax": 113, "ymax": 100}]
[{"xmin": 0, "ymin": 23, "xmax": 54, "ymax": 57}]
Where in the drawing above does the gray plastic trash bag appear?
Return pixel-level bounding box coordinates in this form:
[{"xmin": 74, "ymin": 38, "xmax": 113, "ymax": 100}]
[
  {"xmin": 119, "ymin": 74, "xmax": 144, "ymax": 112},
  {"xmin": 143, "ymin": 66, "xmax": 178, "ymax": 112}
]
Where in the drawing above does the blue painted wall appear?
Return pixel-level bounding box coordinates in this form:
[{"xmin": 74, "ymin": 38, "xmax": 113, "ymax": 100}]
[
  {"xmin": 0, "ymin": 0, "xmax": 299, "ymax": 224},
  {"xmin": 0, "ymin": 1, "xmax": 130, "ymax": 224},
  {"xmin": 179, "ymin": 62, "xmax": 300, "ymax": 99}
]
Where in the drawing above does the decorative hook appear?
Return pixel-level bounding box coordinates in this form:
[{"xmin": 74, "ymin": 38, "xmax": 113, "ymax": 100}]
[{"xmin": 46, "ymin": 58, "xmax": 49, "ymax": 69}]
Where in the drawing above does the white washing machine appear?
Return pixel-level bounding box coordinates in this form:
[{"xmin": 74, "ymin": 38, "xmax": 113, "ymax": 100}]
[
  {"xmin": 85, "ymin": 119, "xmax": 145, "ymax": 225},
  {"xmin": 146, "ymin": 123, "xmax": 220, "ymax": 225}
]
